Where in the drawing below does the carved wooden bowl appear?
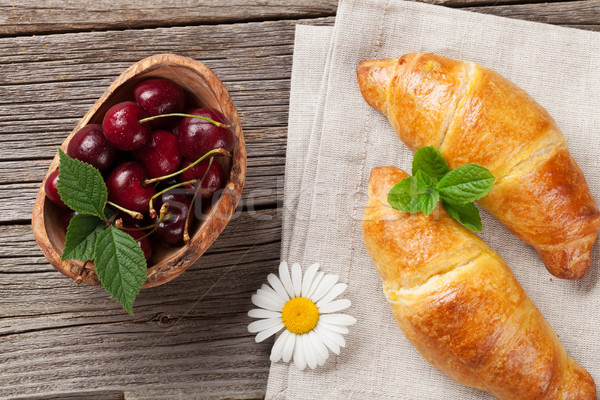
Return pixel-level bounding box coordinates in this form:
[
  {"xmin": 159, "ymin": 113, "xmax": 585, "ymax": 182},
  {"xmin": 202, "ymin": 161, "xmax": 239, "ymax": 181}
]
[{"xmin": 31, "ymin": 54, "xmax": 246, "ymax": 288}]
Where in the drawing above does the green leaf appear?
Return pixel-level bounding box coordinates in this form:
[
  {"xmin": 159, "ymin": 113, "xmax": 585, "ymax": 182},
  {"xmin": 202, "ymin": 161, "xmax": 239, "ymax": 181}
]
[
  {"xmin": 442, "ymin": 200, "xmax": 483, "ymax": 231},
  {"xmin": 61, "ymin": 214, "xmax": 106, "ymax": 261},
  {"xmin": 57, "ymin": 148, "xmax": 107, "ymax": 217},
  {"xmin": 388, "ymin": 173, "xmax": 440, "ymax": 216},
  {"xmin": 436, "ymin": 164, "xmax": 495, "ymax": 204},
  {"xmin": 94, "ymin": 227, "xmax": 147, "ymax": 314},
  {"xmin": 412, "ymin": 146, "xmax": 450, "ymax": 182},
  {"xmin": 414, "ymin": 169, "xmax": 436, "ymax": 188}
]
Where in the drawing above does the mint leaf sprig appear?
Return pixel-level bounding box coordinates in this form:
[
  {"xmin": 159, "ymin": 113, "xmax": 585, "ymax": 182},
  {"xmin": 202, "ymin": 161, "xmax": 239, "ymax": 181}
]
[
  {"xmin": 55, "ymin": 148, "xmax": 147, "ymax": 314},
  {"xmin": 387, "ymin": 146, "xmax": 495, "ymax": 231}
]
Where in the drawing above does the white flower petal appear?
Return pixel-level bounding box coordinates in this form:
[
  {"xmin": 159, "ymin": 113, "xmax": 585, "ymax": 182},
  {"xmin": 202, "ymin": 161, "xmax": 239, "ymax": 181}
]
[
  {"xmin": 268, "ymin": 273, "xmax": 290, "ymax": 302},
  {"xmin": 270, "ymin": 330, "xmax": 290, "ymax": 362},
  {"xmin": 291, "ymin": 262, "xmax": 302, "ymax": 297},
  {"xmin": 301, "ymin": 263, "xmax": 320, "ymax": 298},
  {"xmin": 319, "ymin": 326, "xmax": 346, "ymax": 348},
  {"xmin": 255, "ymin": 322, "xmax": 284, "ymax": 343},
  {"xmin": 257, "ymin": 288, "xmax": 285, "ymax": 309},
  {"xmin": 317, "ymin": 320, "xmax": 349, "ymax": 335},
  {"xmin": 314, "ymin": 325, "xmax": 340, "ymax": 355},
  {"xmin": 248, "ymin": 308, "xmax": 281, "ymax": 319},
  {"xmin": 248, "ymin": 318, "xmax": 281, "ymax": 333},
  {"xmin": 259, "ymin": 285, "xmax": 284, "ymax": 303},
  {"xmin": 315, "ymin": 283, "xmax": 348, "ymax": 308},
  {"xmin": 279, "ymin": 261, "xmax": 295, "ymax": 298},
  {"xmin": 308, "ymin": 330, "xmax": 329, "ymax": 363},
  {"xmin": 303, "ymin": 333, "xmax": 318, "ymax": 370},
  {"xmin": 294, "ymin": 334, "xmax": 307, "ymax": 370},
  {"xmin": 316, "ymin": 351, "xmax": 327, "ymax": 367},
  {"xmin": 282, "ymin": 331, "xmax": 296, "ymax": 362},
  {"xmin": 306, "ymin": 271, "xmax": 324, "ymax": 299},
  {"xmin": 311, "ymin": 274, "xmax": 339, "ymax": 303},
  {"xmin": 320, "ymin": 313, "xmax": 357, "ymax": 326},
  {"xmin": 252, "ymin": 293, "xmax": 282, "ymax": 311},
  {"xmin": 318, "ymin": 299, "xmax": 351, "ymax": 314}
]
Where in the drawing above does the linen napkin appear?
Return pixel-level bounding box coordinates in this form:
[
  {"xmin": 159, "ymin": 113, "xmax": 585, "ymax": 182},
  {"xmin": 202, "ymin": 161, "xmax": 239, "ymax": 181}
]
[
  {"xmin": 282, "ymin": 25, "xmax": 333, "ymax": 259},
  {"xmin": 270, "ymin": 1, "xmax": 600, "ymax": 398}
]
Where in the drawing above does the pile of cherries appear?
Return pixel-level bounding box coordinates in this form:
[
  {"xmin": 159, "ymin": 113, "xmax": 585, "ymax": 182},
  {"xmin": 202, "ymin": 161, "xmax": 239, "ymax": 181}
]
[{"xmin": 45, "ymin": 78, "xmax": 235, "ymax": 262}]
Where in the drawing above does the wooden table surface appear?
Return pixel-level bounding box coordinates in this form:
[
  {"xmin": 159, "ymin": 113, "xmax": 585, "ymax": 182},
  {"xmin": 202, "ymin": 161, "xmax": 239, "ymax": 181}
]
[{"xmin": 1, "ymin": 1, "xmax": 598, "ymax": 399}]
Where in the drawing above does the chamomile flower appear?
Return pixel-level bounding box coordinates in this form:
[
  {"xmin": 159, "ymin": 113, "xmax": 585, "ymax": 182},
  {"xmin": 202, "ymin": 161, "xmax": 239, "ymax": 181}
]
[{"xmin": 248, "ymin": 261, "xmax": 356, "ymax": 370}]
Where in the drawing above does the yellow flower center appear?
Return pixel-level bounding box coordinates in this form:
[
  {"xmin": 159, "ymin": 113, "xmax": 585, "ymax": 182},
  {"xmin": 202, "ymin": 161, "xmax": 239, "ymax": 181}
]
[{"xmin": 281, "ymin": 297, "xmax": 319, "ymax": 334}]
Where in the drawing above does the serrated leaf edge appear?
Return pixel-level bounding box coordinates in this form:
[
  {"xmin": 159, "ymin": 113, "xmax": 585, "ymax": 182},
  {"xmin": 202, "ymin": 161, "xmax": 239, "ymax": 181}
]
[
  {"xmin": 94, "ymin": 227, "xmax": 147, "ymax": 315},
  {"xmin": 57, "ymin": 149, "xmax": 108, "ymax": 217},
  {"xmin": 61, "ymin": 214, "xmax": 106, "ymax": 261}
]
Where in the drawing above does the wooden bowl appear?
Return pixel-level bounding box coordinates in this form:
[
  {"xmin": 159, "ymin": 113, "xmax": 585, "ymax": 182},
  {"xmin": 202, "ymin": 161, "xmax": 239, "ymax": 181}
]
[{"xmin": 31, "ymin": 54, "xmax": 246, "ymax": 288}]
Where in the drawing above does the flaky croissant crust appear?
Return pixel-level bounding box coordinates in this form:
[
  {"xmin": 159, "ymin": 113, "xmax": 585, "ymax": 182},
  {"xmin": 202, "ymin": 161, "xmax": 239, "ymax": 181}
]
[
  {"xmin": 362, "ymin": 166, "xmax": 596, "ymax": 400},
  {"xmin": 357, "ymin": 53, "xmax": 600, "ymax": 279}
]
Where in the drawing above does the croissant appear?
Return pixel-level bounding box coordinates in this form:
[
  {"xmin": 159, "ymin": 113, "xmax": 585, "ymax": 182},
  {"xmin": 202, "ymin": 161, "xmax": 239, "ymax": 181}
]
[
  {"xmin": 357, "ymin": 53, "xmax": 600, "ymax": 279},
  {"xmin": 362, "ymin": 166, "xmax": 596, "ymax": 399}
]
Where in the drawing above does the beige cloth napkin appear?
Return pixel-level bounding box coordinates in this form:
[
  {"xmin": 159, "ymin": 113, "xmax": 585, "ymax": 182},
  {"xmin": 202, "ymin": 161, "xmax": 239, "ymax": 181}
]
[{"xmin": 271, "ymin": 1, "xmax": 600, "ymax": 398}]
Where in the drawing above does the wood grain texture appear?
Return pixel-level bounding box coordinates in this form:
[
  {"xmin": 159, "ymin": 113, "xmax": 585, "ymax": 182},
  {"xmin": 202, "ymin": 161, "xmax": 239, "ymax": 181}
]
[
  {"xmin": 1, "ymin": 0, "xmax": 593, "ymax": 36},
  {"xmin": 1, "ymin": 209, "xmax": 280, "ymax": 398},
  {"xmin": 466, "ymin": 0, "xmax": 600, "ymax": 25},
  {"xmin": 19, "ymin": 392, "xmax": 125, "ymax": 400},
  {"xmin": 0, "ymin": 0, "xmax": 338, "ymax": 36}
]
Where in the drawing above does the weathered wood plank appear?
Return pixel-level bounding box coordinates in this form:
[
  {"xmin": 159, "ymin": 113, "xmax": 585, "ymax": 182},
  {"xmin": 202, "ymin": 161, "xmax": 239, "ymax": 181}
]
[
  {"xmin": 16, "ymin": 389, "xmax": 261, "ymax": 400},
  {"xmin": 19, "ymin": 391, "xmax": 124, "ymax": 400},
  {"xmin": 466, "ymin": 0, "xmax": 600, "ymax": 25},
  {"xmin": 0, "ymin": 0, "xmax": 338, "ymax": 37},
  {"xmin": 1, "ymin": 241, "xmax": 281, "ymax": 329},
  {"xmin": 0, "ymin": 208, "xmax": 281, "ymax": 271},
  {"xmin": 124, "ymin": 386, "xmax": 264, "ymax": 400},
  {"xmin": 0, "ymin": 209, "xmax": 280, "ymax": 398},
  {"xmin": 2, "ymin": 333, "xmax": 272, "ymax": 399},
  {"xmin": 1, "ymin": 0, "xmax": 591, "ymax": 37},
  {"xmin": 564, "ymin": 24, "xmax": 600, "ymax": 31}
]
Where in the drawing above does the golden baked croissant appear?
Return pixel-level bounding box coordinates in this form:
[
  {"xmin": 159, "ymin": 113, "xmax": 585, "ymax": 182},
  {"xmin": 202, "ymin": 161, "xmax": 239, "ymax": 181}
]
[
  {"xmin": 362, "ymin": 166, "xmax": 596, "ymax": 399},
  {"xmin": 357, "ymin": 53, "xmax": 600, "ymax": 279}
]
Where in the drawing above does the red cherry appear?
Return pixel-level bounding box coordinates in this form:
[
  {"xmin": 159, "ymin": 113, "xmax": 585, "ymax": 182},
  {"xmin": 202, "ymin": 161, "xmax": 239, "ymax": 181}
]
[
  {"xmin": 132, "ymin": 130, "xmax": 182, "ymax": 178},
  {"xmin": 67, "ymin": 124, "xmax": 116, "ymax": 171},
  {"xmin": 102, "ymin": 101, "xmax": 151, "ymax": 151},
  {"xmin": 106, "ymin": 161, "xmax": 156, "ymax": 214},
  {"xmin": 62, "ymin": 210, "xmax": 78, "ymax": 232},
  {"xmin": 153, "ymin": 192, "xmax": 193, "ymax": 245},
  {"xmin": 118, "ymin": 211, "xmax": 152, "ymax": 230},
  {"xmin": 180, "ymin": 159, "xmax": 225, "ymax": 200},
  {"xmin": 45, "ymin": 169, "xmax": 67, "ymax": 208},
  {"xmin": 134, "ymin": 78, "xmax": 185, "ymax": 128},
  {"xmin": 125, "ymin": 229, "xmax": 152, "ymax": 262},
  {"xmin": 177, "ymin": 108, "xmax": 235, "ymax": 161}
]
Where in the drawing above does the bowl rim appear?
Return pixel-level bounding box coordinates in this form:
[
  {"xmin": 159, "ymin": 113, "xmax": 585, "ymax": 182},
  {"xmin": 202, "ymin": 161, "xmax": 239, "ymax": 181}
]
[{"xmin": 31, "ymin": 53, "xmax": 247, "ymax": 289}]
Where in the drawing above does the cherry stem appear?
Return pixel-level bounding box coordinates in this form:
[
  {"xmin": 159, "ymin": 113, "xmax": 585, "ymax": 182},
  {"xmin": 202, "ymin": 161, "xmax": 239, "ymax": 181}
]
[
  {"xmin": 183, "ymin": 157, "xmax": 213, "ymax": 244},
  {"xmin": 105, "ymin": 211, "xmax": 119, "ymax": 226},
  {"xmin": 139, "ymin": 203, "xmax": 169, "ymax": 241},
  {"xmin": 114, "ymin": 218, "xmax": 155, "ymax": 231},
  {"xmin": 75, "ymin": 260, "xmax": 90, "ymax": 284},
  {"xmin": 143, "ymin": 147, "xmax": 231, "ymax": 185},
  {"xmin": 107, "ymin": 201, "xmax": 144, "ymax": 220},
  {"xmin": 148, "ymin": 179, "xmax": 197, "ymax": 219},
  {"xmin": 138, "ymin": 113, "xmax": 230, "ymax": 129}
]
